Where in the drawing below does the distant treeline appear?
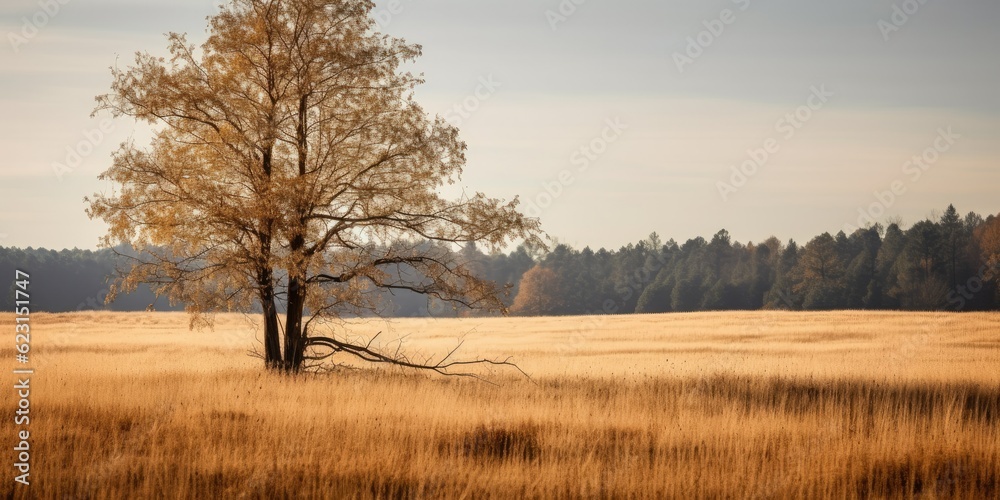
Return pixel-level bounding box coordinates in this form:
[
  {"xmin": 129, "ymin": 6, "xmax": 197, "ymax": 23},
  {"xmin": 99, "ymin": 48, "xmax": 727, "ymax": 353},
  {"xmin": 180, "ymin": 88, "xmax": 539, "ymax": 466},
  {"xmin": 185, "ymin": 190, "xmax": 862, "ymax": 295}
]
[
  {"xmin": 510, "ymin": 204, "xmax": 1000, "ymax": 315},
  {"xmin": 0, "ymin": 246, "xmax": 183, "ymax": 313},
  {"xmin": 4, "ymin": 204, "xmax": 999, "ymax": 315}
]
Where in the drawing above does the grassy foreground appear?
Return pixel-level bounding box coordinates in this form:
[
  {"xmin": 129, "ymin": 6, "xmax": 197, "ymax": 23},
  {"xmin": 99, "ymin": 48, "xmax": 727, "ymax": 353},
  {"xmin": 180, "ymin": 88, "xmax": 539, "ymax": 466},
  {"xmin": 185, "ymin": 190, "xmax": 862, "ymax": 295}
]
[{"xmin": 2, "ymin": 311, "xmax": 999, "ymax": 499}]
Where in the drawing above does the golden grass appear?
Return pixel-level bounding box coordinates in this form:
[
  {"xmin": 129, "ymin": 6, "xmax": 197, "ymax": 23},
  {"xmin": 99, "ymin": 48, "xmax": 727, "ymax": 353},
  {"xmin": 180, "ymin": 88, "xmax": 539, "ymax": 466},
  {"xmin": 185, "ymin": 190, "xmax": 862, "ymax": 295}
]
[{"xmin": 2, "ymin": 311, "xmax": 999, "ymax": 498}]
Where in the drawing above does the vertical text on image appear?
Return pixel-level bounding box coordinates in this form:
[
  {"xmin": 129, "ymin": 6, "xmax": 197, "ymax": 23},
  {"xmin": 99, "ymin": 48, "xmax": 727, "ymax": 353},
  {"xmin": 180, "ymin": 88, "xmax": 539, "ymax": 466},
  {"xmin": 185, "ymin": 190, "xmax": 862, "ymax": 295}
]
[{"xmin": 13, "ymin": 270, "xmax": 33, "ymax": 487}]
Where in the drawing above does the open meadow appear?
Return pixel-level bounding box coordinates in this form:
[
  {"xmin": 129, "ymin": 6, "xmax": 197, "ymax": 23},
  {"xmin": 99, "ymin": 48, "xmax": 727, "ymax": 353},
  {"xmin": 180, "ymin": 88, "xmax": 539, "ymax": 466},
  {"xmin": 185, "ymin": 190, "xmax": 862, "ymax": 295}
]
[{"xmin": 3, "ymin": 311, "xmax": 1000, "ymax": 499}]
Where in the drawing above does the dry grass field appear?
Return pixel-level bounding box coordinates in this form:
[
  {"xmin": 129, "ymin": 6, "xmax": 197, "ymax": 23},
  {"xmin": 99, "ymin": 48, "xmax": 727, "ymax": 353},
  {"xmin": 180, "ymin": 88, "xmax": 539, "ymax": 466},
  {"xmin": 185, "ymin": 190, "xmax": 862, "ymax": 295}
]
[{"xmin": 2, "ymin": 311, "xmax": 999, "ymax": 499}]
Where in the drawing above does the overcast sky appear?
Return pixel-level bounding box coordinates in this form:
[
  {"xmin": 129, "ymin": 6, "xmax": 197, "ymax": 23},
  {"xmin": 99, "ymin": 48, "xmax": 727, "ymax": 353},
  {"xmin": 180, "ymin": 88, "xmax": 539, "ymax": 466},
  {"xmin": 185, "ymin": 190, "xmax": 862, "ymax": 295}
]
[{"xmin": 1, "ymin": 0, "xmax": 998, "ymax": 251}]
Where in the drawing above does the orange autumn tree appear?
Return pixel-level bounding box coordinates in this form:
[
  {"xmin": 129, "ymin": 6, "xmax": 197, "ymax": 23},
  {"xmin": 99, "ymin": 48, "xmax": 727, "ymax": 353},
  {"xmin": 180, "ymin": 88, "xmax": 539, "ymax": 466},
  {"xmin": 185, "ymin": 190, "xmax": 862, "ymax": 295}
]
[
  {"xmin": 510, "ymin": 266, "xmax": 566, "ymax": 316},
  {"xmin": 976, "ymin": 214, "xmax": 1000, "ymax": 283},
  {"xmin": 86, "ymin": 0, "xmax": 542, "ymax": 373}
]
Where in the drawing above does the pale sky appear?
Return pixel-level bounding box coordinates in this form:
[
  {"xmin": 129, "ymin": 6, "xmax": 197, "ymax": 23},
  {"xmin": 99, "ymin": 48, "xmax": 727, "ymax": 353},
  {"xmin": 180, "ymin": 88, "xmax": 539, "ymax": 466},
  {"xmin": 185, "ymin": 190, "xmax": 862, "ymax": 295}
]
[{"xmin": 1, "ymin": 0, "xmax": 998, "ymax": 251}]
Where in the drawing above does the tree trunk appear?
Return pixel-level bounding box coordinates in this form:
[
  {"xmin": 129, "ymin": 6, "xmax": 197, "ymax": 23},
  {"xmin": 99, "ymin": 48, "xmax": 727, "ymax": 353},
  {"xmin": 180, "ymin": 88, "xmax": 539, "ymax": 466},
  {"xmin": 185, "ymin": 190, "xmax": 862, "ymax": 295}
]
[
  {"xmin": 283, "ymin": 276, "xmax": 307, "ymax": 372},
  {"xmin": 261, "ymin": 286, "xmax": 282, "ymax": 369},
  {"xmin": 257, "ymin": 264, "xmax": 283, "ymax": 369},
  {"xmin": 281, "ymin": 93, "xmax": 311, "ymax": 373}
]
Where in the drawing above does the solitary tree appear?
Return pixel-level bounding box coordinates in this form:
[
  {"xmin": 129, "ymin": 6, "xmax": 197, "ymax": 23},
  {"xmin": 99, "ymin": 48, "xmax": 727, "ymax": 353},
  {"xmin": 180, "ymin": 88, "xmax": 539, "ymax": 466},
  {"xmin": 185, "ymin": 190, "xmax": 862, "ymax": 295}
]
[{"xmin": 86, "ymin": 0, "xmax": 542, "ymax": 373}]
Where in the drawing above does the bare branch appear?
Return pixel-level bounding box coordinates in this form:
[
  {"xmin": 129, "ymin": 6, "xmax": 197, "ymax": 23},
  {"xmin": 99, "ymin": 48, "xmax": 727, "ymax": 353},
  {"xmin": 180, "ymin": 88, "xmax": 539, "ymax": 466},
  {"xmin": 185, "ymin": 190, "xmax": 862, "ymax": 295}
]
[{"xmin": 305, "ymin": 334, "xmax": 532, "ymax": 383}]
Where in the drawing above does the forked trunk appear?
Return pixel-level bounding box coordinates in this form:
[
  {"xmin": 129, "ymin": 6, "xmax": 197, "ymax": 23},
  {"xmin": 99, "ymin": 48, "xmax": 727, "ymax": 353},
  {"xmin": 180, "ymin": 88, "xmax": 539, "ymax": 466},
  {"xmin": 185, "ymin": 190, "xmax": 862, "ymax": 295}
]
[
  {"xmin": 257, "ymin": 222, "xmax": 282, "ymax": 369},
  {"xmin": 283, "ymin": 277, "xmax": 307, "ymax": 372}
]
